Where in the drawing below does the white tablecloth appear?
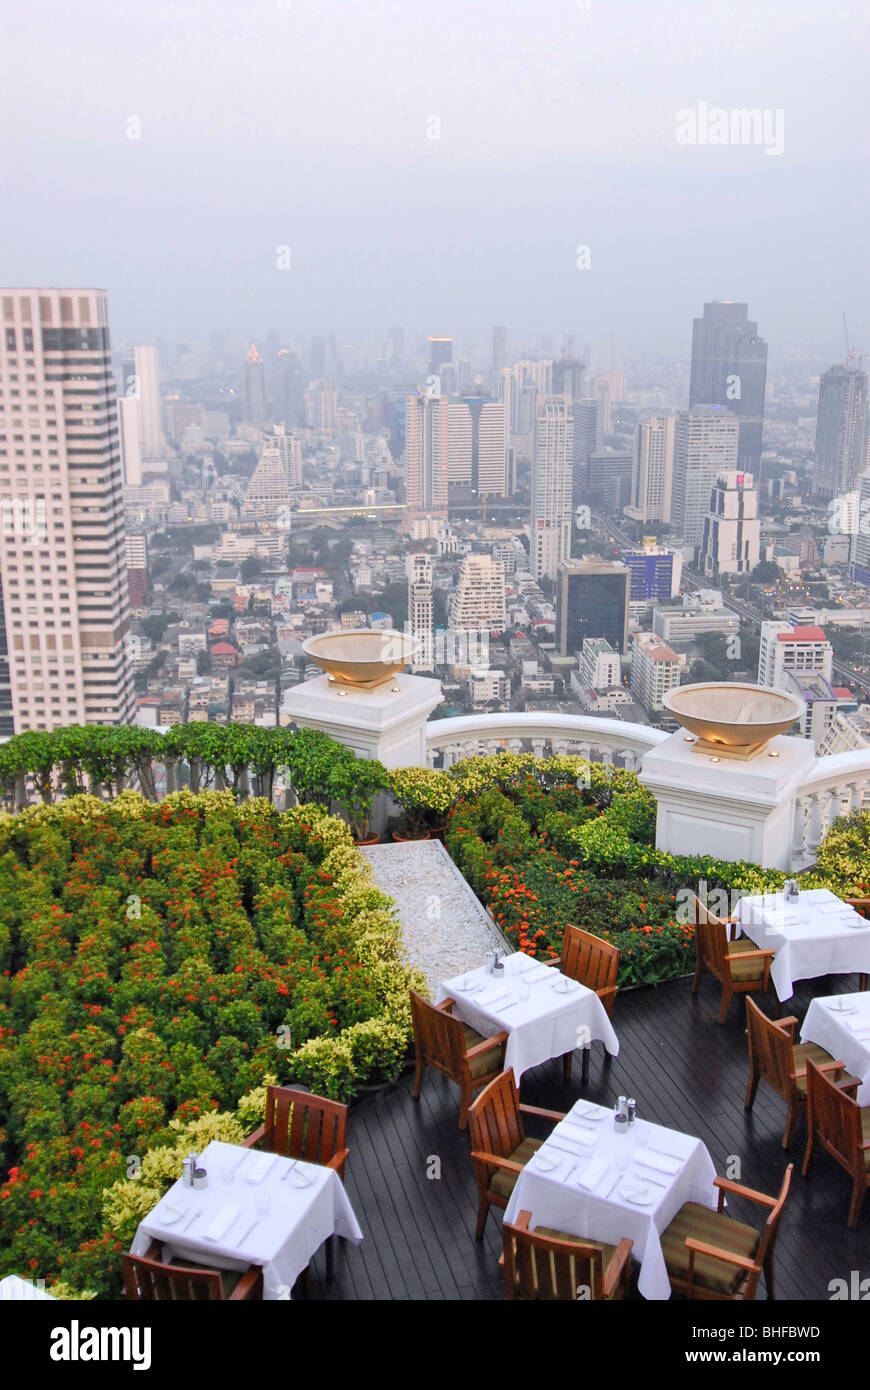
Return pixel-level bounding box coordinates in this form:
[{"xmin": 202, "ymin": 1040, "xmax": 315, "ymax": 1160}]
[
  {"xmin": 503, "ymin": 1101, "xmax": 717, "ymax": 1300},
  {"xmin": 0, "ymin": 1275, "xmax": 56, "ymax": 1300},
  {"xmin": 801, "ymin": 992, "xmax": 870, "ymax": 1105},
  {"xmin": 436, "ymin": 953, "xmax": 619, "ymax": 1081},
  {"xmin": 736, "ymin": 888, "xmax": 870, "ymax": 999},
  {"xmin": 131, "ymin": 1140, "xmax": 363, "ymax": 1299}
]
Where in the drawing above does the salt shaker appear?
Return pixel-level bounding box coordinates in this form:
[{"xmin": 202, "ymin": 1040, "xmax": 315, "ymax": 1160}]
[
  {"xmin": 484, "ymin": 950, "xmax": 496, "ymax": 974},
  {"xmin": 627, "ymin": 1098, "xmax": 637, "ymax": 1126},
  {"xmin": 182, "ymin": 1151, "xmax": 198, "ymax": 1187},
  {"xmin": 193, "ymin": 1167, "xmax": 208, "ymax": 1191}
]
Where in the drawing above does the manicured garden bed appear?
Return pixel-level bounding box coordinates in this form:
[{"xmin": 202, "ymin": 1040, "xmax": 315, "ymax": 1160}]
[{"xmin": 0, "ymin": 790, "xmax": 420, "ymax": 1296}]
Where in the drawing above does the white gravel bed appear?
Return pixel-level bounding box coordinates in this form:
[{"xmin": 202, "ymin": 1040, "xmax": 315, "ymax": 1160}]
[{"xmin": 359, "ymin": 839, "xmax": 508, "ymax": 996}]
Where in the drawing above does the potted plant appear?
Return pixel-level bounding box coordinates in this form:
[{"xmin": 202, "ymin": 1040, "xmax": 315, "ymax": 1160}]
[
  {"xmin": 327, "ymin": 757, "xmax": 389, "ymax": 844},
  {"xmin": 390, "ymin": 767, "xmax": 456, "ymax": 840}
]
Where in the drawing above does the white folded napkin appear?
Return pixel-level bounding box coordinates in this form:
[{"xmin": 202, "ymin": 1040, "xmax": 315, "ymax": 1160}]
[
  {"xmin": 560, "ymin": 1120, "xmax": 597, "ymax": 1143},
  {"xmin": 524, "ymin": 964, "xmax": 554, "ymax": 984},
  {"xmin": 571, "ymin": 1103, "xmax": 605, "ymax": 1123},
  {"xmin": 635, "ymin": 1150, "xmax": 681, "ymax": 1176},
  {"xmin": 242, "ymin": 1153, "xmax": 277, "ymax": 1185},
  {"xmin": 819, "ymin": 901, "xmax": 855, "ymax": 914},
  {"xmin": 549, "ymin": 1131, "xmax": 595, "ymax": 1155},
  {"xmin": 478, "ymin": 990, "xmax": 511, "ymax": 1008},
  {"xmin": 202, "ymin": 1205, "xmax": 240, "ymax": 1242},
  {"xmin": 573, "ymin": 1157, "xmax": 609, "ymax": 1191}
]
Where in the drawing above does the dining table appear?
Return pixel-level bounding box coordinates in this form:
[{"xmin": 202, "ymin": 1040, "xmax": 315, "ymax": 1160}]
[
  {"xmin": 735, "ymin": 887, "xmax": 870, "ymax": 1000},
  {"xmin": 800, "ymin": 991, "xmax": 870, "ymax": 1105},
  {"xmin": 502, "ymin": 1099, "xmax": 717, "ymax": 1300},
  {"xmin": 131, "ymin": 1139, "xmax": 364, "ymax": 1299},
  {"xmin": 436, "ymin": 951, "xmax": 619, "ymax": 1082}
]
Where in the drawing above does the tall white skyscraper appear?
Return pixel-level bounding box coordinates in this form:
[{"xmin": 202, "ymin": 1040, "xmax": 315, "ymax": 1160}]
[
  {"xmin": 626, "ymin": 414, "xmax": 676, "ymax": 523},
  {"xmin": 672, "ymin": 407, "xmax": 740, "ymax": 547},
  {"xmin": 851, "ymin": 468, "xmax": 870, "ymax": 578},
  {"xmin": 407, "ymin": 551, "xmax": 435, "ymax": 671},
  {"xmin": 449, "ymin": 553, "xmax": 506, "ymax": 631},
  {"xmin": 699, "ymin": 471, "xmax": 760, "ymax": 577},
  {"xmin": 135, "ymin": 345, "xmax": 162, "ymax": 460},
  {"xmin": 531, "ymin": 395, "xmax": 573, "ymax": 581},
  {"xmin": 405, "ymin": 393, "xmax": 448, "ymax": 523},
  {"xmin": 813, "ymin": 364, "xmax": 868, "ymax": 500},
  {"xmin": 446, "ymin": 398, "xmax": 509, "ymax": 497},
  {"xmin": 0, "ymin": 287, "xmax": 135, "ymax": 731}
]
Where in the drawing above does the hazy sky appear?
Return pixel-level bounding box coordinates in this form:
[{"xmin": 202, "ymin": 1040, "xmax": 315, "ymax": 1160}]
[{"xmin": 1, "ymin": 0, "xmax": 867, "ymax": 359}]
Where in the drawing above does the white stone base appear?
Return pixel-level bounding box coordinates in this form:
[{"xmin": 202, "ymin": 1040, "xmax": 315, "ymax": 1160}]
[
  {"xmin": 281, "ymin": 672, "xmax": 443, "ymax": 769},
  {"xmin": 639, "ymin": 730, "xmax": 817, "ymax": 870}
]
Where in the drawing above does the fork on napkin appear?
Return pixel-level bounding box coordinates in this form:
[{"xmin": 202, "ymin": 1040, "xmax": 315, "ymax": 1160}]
[
  {"xmin": 635, "ymin": 1150, "xmax": 681, "ymax": 1176},
  {"xmin": 573, "ymin": 1157, "xmax": 610, "ymax": 1191},
  {"xmin": 242, "ymin": 1153, "xmax": 278, "ymax": 1185}
]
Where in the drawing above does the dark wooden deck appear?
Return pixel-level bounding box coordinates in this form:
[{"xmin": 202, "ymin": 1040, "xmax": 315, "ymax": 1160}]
[{"xmin": 306, "ymin": 969, "xmax": 870, "ymax": 1301}]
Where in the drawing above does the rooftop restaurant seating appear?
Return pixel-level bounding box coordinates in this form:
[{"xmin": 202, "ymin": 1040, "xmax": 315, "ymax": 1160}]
[
  {"xmin": 744, "ymin": 997, "xmax": 853, "ymax": 1147},
  {"xmin": 502, "ymin": 1209, "xmax": 633, "ymax": 1301},
  {"xmin": 555, "ymin": 925, "xmax": 620, "ymax": 1083},
  {"xmin": 802, "ymin": 1057, "xmax": 869, "ymax": 1227},
  {"xmin": 690, "ymin": 893, "xmax": 776, "ymax": 1024},
  {"xmin": 660, "ymin": 1165, "xmax": 793, "ymax": 1300},
  {"xmin": 468, "ymin": 1069, "xmax": 565, "ymax": 1240},
  {"xmin": 410, "ymin": 989, "xmax": 508, "ymax": 1130},
  {"xmin": 122, "ymin": 1242, "xmax": 263, "ymax": 1301}
]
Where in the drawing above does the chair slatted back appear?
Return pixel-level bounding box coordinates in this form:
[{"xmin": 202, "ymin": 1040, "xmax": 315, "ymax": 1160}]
[
  {"xmin": 504, "ymin": 1219, "xmax": 606, "ymax": 1300},
  {"xmin": 410, "ymin": 990, "xmax": 467, "ymax": 1081},
  {"xmin": 468, "ymin": 1070, "xmax": 524, "ymax": 1163},
  {"xmin": 745, "ymin": 998, "xmax": 792, "ymax": 1097},
  {"xmin": 122, "ymin": 1253, "xmax": 225, "ymax": 1301},
  {"xmin": 692, "ymin": 895, "xmax": 729, "ymax": 977},
  {"xmin": 752, "ymin": 1165, "xmax": 792, "ymax": 1272},
  {"xmin": 263, "ymin": 1085, "xmax": 348, "ymax": 1166},
  {"xmin": 561, "ymin": 926, "xmax": 620, "ymax": 1010},
  {"xmin": 806, "ymin": 1059, "xmax": 862, "ymax": 1176}
]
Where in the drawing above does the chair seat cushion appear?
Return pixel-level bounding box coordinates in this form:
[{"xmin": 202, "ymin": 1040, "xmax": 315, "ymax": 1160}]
[
  {"xmin": 661, "ymin": 1202, "xmax": 759, "ymax": 1295},
  {"xmin": 490, "ymin": 1138, "xmax": 543, "ymax": 1198},
  {"xmin": 727, "ymin": 936, "xmax": 768, "ymax": 982},
  {"xmin": 792, "ymin": 1043, "xmax": 838, "ymax": 1095},
  {"xmin": 862, "ymin": 1108, "xmax": 870, "ymax": 1169},
  {"xmin": 462, "ymin": 1024, "xmax": 505, "ymax": 1079},
  {"xmin": 534, "ymin": 1228, "xmax": 619, "ymax": 1263}
]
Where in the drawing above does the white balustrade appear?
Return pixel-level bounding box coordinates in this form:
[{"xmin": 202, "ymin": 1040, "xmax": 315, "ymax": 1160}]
[{"xmin": 425, "ymin": 713, "xmax": 668, "ymax": 770}]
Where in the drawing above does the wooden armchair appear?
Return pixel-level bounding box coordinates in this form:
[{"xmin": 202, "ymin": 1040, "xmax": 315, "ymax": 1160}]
[
  {"xmin": 122, "ymin": 1242, "xmax": 263, "ymax": 1301},
  {"xmin": 744, "ymin": 997, "xmax": 853, "ymax": 1147},
  {"xmin": 691, "ymin": 894, "xmax": 776, "ymax": 1024},
  {"xmin": 243, "ymin": 1084, "xmax": 349, "ymax": 1281},
  {"xmin": 502, "ymin": 1210, "xmax": 633, "ymax": 1301},
  {"xmin": 555, "ymin": 926, "xmax": 620, "ymax": 1083},
  {"xmin": 802, "ymin": 1058, "xmax": 869, "ymax": 1227},
  {"xmin": 410, "ymin": 990, "xmax": 508, "ymax": 1130},
  {"xmin": 660, "ymin": 1165, "xmax": 792, "ymax": 1300},
  {"xmin": 468, "ymin": 1069, "xmax": 564, "ymax": 1240},
  {"xmin": 243, "ymin": 1085, "xmax": 349, "ymax": 1181}
]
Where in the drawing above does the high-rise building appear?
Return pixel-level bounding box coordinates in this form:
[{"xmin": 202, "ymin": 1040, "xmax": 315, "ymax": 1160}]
[
  {"xmin": 125, "ymin": 533, "xmax": 149, "ymax": 608},
  {"xmin": 593, "ymin": 371, "xmax": 624, "ymax": 434},
  {"xmin": 309, "ymin": 336, "xmax": 326, "ymax": 378},
  {"xmin": 0, "ymin": 573, "xmax": 13, "ymax": 735},
  {"xmin": 407, "ymin": 552, "xmax": 435, "ymax": 671},
  {"xmin": 273, "ymin": 348, "xmax": 306, "ymax": 427},
  {"xmin": 531, "ymin": 395, "xmax": 573, "ymax": 581},
  {"xmin": 672, "ymin": 407, "xmax": 740, "ymax": 547},
  {"xmin": 502, "ymin": 360, "xmax": 554, "ymax": 453},
  {"xmin": 552, "ymin": 356, "xmax": 585, "ymax": 400},
  {"xmin": 626, "ymin": 415, "xmax": 676, "ymax": 523},
  {"xmin": 0, "ymin": 287, "xmax": 135, "ymax": 731},
  {"xmin": 571, "ymin": 396, "xmax": 603, "ymax": 504},
  {"xmin": 620, "ymin": 543, "xmax": 682, "ymax": 602},
  {"xmin": 630, "ymin": 632, "xmax": 687, "ymax": 712},
  {"xmin": 405, "ymin": 393, "xmax": 449, "ymax": 521},
  {"xmin": 243, "ymin": 437, "xmax": 294, "ymax": 521},
  {"xmin": 118, "ymin": 395, "xmax": 143, "ymax": 487},
  {"xmin": 243, "ymin": 344, "xmax": 267, "ymax": 428},
  {"xmin": 813, "ymin": 364, "xmax": 868, "ymax": 499},
  {"xmin": 699, "ymin": 471, "xmax": 761, "ymax": 577},
  {"xmin": 449, "ymin": 553, "xmax": 506, "ymax": 632},
  {"xmin": 446, "ymin": 397, "xmax": 509, "ymax": 498},
  {"xmin": 491, "ymin": 326, "xmax": 507, "ymax": 375},
  {"xmin": 556, "ymin": 560, "xmax": 630, "ymax": 656},
  {"xmin": 135, "ymin": 345, "xmax": 162, "ymax": 460},
  {"xmin": 758, "ymin": 621, "xmax": 837, "ymax": 746},
  {"xmin": 427, "ymin": 337, "xmax": 453, "ymax": 374},
  {"xmin": 689, "ymin": 300, "xmax": 768, "ymax": 475},
  {"xmin": 579, "ymin": 636, "xmax": 621, "ymax": 692},
  {"xmin": 851, "ymin": 468, "xmax": 870, "ymax": 584}
]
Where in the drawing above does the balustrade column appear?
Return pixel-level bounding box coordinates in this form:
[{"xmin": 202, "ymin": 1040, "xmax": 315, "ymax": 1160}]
[
  {"xmin": 531, "ymin": 738, "xmax": 546, "ymax": 759},
  {"xmin": 792, "ymin": 796, "xmax": 809, "ymax": 859}
]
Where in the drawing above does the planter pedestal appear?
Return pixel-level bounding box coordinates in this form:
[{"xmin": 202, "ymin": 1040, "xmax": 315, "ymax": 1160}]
[{"xmin": 281, "ymin": 672, "xmax": 443, "ymax": 769}]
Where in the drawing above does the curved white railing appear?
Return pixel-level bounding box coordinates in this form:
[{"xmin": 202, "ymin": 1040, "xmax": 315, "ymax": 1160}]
[
  {"xmin": 791, "ymin": 749, "xmax": 870, "ymax": 862},
  {"xmin": 425, "ymin": 713, "xmax": 669, "ymax": 771}
]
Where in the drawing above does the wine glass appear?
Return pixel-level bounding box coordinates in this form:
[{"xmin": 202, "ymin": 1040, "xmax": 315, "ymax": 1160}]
[{"xmin": 635, "ymin": 1120, "xmax": 650, "ymax": 1148}]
